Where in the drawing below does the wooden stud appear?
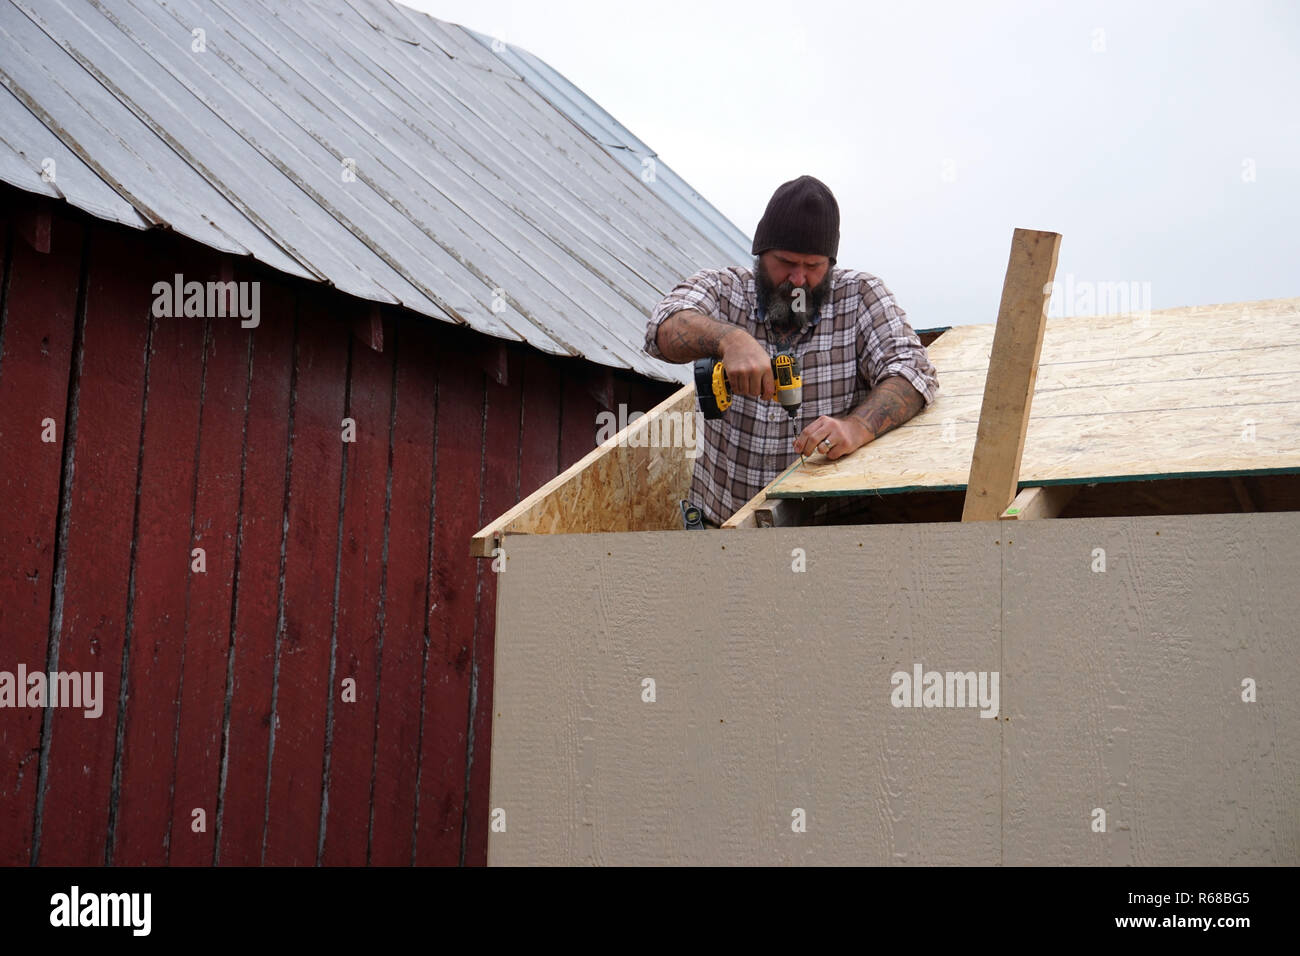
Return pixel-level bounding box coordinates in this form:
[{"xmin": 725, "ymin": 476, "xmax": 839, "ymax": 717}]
[
  {"xmin": 216, "ymin": 279, "xmax": 296, "ymax": 866},
  {"xmin": 962, "ymin": 228, "xmax": 1062, "ymax": 522},
  {"xmin": 730, "ymin": 497, "xmax": 800, "ymax": 528},
  {"xmin": 999, "ymin": 484, "xmax": 1080, "ymax": 520}
]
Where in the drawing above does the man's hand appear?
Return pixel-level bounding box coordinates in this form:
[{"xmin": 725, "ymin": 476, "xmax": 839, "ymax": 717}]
[
  {"xmin": 792, "ymin": 377, "xmax": 927, "ymax": 461},
  {"xmin": 793, "ymin": 415, "xmax": 873, "ymax": 461},
  {"xmin": 718, "ymin": 328, "xmax": 775, "ymax": 401}
]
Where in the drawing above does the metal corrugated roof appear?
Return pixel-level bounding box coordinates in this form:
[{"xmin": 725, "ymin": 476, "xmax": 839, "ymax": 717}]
[{"xmin": 0, "ymin": 0, "xmax": 753, "ymax": 384}]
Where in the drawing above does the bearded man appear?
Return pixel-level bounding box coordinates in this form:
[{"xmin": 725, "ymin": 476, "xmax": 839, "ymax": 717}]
[{"xmin": 645, "ymin": 175, "xmax": 940, "ymax": 526}]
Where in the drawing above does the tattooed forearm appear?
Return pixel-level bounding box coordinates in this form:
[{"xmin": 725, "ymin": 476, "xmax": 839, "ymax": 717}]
[
  {"xmin": 656, "ymin": 310, "xmax": 742, "ymax": 363},
  {"xmin": 847, "ymin": 377, "xmax": 926, "ymax": 442}
]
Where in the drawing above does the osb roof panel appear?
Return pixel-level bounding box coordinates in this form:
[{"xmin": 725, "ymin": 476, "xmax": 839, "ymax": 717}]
[{"xmin": 771, "ymin": 296, "xmax": 1300, "ymax": 498}]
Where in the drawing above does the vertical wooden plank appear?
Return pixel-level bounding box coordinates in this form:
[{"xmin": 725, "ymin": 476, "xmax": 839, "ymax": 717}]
[
  {"xmin": 962, "ymin": 228, "xmax": 1061, "ymax": 522},
  {"xmin": 321, "ymin": 313, "xmax": 395, "ymax": 865},
  {"xmin": 559, "ymin": 367, "xmax": 599, "ymax": 471},
  {"xmin": 0, "ymin": 213, "xmax": 82, "ymax": 865},
  {"xmin": 464, "ymin": 350, "xmax": 525, "ymax": 865},
  {"xmin": 215, "ymin": 279, "xmax": 295, "ymax": 865},
  {"xmin": 35, "ymin": 224, "xmax": 150, "ymax": 865},
  {"xmin": 169, "ymin": 259, "xmax": 255, "ymax": 865},
  {"xmin": 517, "ymin": 353, "xmax": 563, "ymax": 499},
  {"xmin": 999, "ymin": 484, "xmax": 1080, "ymax": 521},
  {"xmin": 369, "ymin": 319, "xmax": 436, "ymax": 865},
  {"xmin": 111, "ymin": 243, "xmax": 207, "ymax": 865},
  {"xmin": 415, "ymin": 346, "xmax": 483, "ymax": 865},
  {"xmin": 263, "ymin": 292, "xmax": 348, "ymax": 865}
]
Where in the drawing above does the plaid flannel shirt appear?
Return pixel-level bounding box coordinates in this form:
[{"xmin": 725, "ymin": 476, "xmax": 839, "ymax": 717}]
[{"xmin": 645, "ymin": 265, "xmax": 939, "ymax": 525}]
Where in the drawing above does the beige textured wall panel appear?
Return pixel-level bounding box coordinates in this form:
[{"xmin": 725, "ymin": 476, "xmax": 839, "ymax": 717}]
[
  {"xmin": 489, "ymin": 524, "xmax": 1002, "ymax": 865},
  {"xmin": 1002, "ymin": 513, "xmax": 1300, "ymax": 864},
  {"xmin": 490, "ymin": 513, "xmax": 1300, "ymax": 865}
]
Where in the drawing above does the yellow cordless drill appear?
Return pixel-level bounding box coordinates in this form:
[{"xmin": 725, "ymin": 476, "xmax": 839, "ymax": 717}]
[{"xmin": 694, "ymin": 352, "xmax": 803, "ymax": 420}]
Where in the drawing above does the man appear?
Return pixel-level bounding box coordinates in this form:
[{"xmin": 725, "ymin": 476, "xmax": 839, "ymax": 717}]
[{"xmin": 644, "ymin": 175, "xmax": 940, "ymax": 526}]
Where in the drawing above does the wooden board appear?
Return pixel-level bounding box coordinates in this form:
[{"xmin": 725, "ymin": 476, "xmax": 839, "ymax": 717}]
[
  {"xmin": 170, "ymin": 263, "xmax": 255, "ymax": 866},
  {"xmin": 764, "ymin": 296, "xmax": 1300, "ymax": 499},
  {"xmin": 961, "ymin": 229, "xmax": 1060, "ymax": 521},
  {"xmin": 0, "ymin": 212, "xmax": 82, "ymax": 865},
  {"xmin": 112, "ymin": 241, "xmax": 207, "ymax": 865},
  {"xmin": 263, "ymin": 294, "xmax": 349, "ymax": 866},
  {"xmin": 214, "ymin": 278, "xmax": 296, "ymax": 865},
  {"xmin": 367, "ymin": 318, "xmax": 436, "ymax": 866},
  {"xmin": 35, "ymin": 226, "xmax": 151, "ymax": 864},
  {"xmin": 416, "ymin": 350, "xmax": 483, "ymax": 865},
  {"xmin": 321, "ymin": 315, "xmax": 396, "ymax": 865},
  {"xmin": 999, "ymin": 484, "xmax": 1080, "ymax": 521},
  {"xmin": 470, "ymin": 384, "xmax": 697, "ymax": 556},
  {"xmin": 466, "ymin": 351, "xmax": 526, "ymax": 866}
]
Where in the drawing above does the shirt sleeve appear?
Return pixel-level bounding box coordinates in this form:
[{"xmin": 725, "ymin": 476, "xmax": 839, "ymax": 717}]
[
  {"xmin": 644, "ymin": 269, "xmax": 724, "ymax": 361},
  {"xmin": 857, "ymin": 277, "xmax": 940, "ymax": 406}
]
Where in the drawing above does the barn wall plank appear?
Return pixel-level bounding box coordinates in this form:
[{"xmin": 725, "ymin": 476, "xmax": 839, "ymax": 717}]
[
  {"xmin": 35, "ymin": 225, "xmax": 151, "ymax": 865},
  {"xmin": 369, "ymin": 317, "xmax": 437, "ymax": 865},
  {"xmin": 263, "ymin": 292, "xmax": 349, "ymax": 865},
  {"xmin": 416, "ymin": 346, "xmax": 483, "ymax": 865},
  {"xmin": 464, "ymin": 350, "xmax": 524, "ymax": 865},
  {"xmin": 322, "ymin": 312, "xmax": 396, "ymax": 865},
  {"xmin": 0, "ymin": 212, "xmax": 83, "ymax": 864},
  {"xmin": 169, "ymin": 257, "xmax": 256, "ymax": 865},
  {"xmin": 215, "ymin": 276, "xmax": 295, "ymax": 865},
  {"xmin": 111, "ymin": 244, "xmax": 208, "ymax": 864}
]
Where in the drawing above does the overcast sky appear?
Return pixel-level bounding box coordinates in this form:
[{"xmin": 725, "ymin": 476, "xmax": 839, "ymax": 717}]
[{"xmin": 402, "ymin": 0, "xmax": 1298, "ymax": 330}]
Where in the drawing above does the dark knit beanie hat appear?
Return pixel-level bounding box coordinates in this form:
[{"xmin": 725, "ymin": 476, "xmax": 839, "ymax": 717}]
[{"xmin": 751, "ymin": 175, "xmax": 840, "ymax": 264}]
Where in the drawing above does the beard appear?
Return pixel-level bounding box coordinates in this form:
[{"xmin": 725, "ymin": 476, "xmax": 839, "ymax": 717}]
[{"xmin": 755, "ymin": 256, "xmax": 832, "ymax": 334}]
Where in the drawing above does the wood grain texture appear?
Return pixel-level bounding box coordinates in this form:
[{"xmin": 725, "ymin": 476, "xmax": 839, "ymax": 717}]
[
  {"xmin": 490, "ymin": 513, "xmax": 1300, "ymax": 865},
  {"xmin": 416, "ymin": 351, "xmax": 482, "ymax": 865},
  {"xmin": 36, "ymin": 226, "xmax": 150, "ymax": 864},
  {"xmin": 465, "ymin": 351, "xmax": 525, "ymax": 866},
  {"xmin": 367, "ymin": 319, "xmax": 435, "ymax": 865},
  {"xmin": 112, "ymin": 243, "xmax": 207, "ymax": 865},
  {"xmin": 0, "ymin": 194, "xmax": 599, "ymax": 867},
  {"xmin": 263, "ymin": 294, "xmax": 349, "ymax": 866},
  {"xmin": 470, "ymin": 384, "xmax": 695, "ymax": 555},
  {"xmin": 1000, "ymin": 485, "xmax": 1079, "ymax": 521},
  {"xmin": 962, "ymin": 229, "xmax": 1060, "ymax": 521},
  {"xmin": 215, "ymin": 279, "xmax": 295, "ymax": 865},
  {"xmin": 0, "ymin": 212, "xmax": 83, "ymax": 864},
  {"xmin": 767, "ymin": 297, "xmax": 1300, "ymax": 499},
  {"xmin": 170, "ymin": 261, "xmax": 254, "ymax": 866},
  {"xmin": 321, "ymin": 313, "xmax": 396, "ymax": 865}
]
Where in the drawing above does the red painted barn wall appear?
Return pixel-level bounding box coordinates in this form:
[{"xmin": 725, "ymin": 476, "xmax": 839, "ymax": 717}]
[{"xmin": 0, "ymin": 192, "xmax": 675, "ymax": 866}]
